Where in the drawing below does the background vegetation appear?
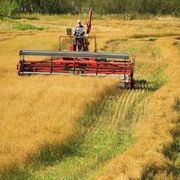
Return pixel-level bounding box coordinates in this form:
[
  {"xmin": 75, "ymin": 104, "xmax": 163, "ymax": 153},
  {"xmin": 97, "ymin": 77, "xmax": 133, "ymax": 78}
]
[{"xmin": 0, "ymin": 0, "xmax": 180, "ymax": 18}]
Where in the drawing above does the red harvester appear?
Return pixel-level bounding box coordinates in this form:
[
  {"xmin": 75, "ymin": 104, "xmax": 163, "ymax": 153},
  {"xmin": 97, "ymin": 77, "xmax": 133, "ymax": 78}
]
[{"xmin": 17, "ymin": 9, "xmax": 135, "ymax": 88}]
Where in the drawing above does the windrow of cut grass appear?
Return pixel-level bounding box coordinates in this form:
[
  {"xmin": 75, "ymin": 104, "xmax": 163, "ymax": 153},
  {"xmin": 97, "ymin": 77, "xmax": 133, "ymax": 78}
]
[
  {"xmin": 29, "ymin": 89, "xmax": 148, "ymax": 179},
  {"xmin": 1, "ymin": 89, "xmax": 148, "ymax": 179}
]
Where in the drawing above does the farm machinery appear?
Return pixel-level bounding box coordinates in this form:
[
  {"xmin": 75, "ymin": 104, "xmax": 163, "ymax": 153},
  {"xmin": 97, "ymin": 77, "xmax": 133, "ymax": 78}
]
[{"xmin": 17, "ymin": 9, "xmax": 135, "ymax": 88}]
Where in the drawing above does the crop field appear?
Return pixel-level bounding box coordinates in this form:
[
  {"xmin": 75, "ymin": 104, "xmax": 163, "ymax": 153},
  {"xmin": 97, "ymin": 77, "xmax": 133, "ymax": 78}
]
[{"xmin": 0, "ymin": 15, "xmax": 180, "ymax": 179}]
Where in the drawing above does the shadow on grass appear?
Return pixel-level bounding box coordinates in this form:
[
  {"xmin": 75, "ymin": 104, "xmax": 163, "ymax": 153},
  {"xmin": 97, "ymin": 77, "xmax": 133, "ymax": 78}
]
[
  {"xmin": 0, "ymin": 138, "xmax": 84, "ymax": 180},
  {"xmin": 134, "ymin": 64, "xmax": 167, "ymax": 91},
  {"xmin": 0, "ymin": 165, "xmax": 31, "ymax": 180},
  {"xmin": 134, "ymin": 79, "xmax": 165, "ymax": 91}
]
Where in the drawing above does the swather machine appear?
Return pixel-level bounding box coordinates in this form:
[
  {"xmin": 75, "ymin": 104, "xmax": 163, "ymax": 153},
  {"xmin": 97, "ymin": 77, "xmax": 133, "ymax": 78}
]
[{"xmin": 17, "ymin": 9, "xmax": 135, "ymax": 88}]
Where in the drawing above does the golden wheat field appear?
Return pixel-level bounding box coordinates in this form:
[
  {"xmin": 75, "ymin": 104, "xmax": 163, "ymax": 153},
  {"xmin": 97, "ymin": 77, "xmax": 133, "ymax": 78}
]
[{"xmin": 0, "ymin": 14, "xmax": 180, "ymax": 179}]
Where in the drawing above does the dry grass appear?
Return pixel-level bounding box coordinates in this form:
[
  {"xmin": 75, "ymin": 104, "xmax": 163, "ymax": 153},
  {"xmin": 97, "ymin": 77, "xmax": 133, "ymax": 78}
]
[
  {"xmin": 0, "ymin": 14, "xmax": 180, "ymax": 178},
  {"xmin": 0, "ymin": 76, "xmax": 117, "ymax": 170},
  {"xmin": 0, "ymin": 17, "xmax": 118, "ymax": 171}
]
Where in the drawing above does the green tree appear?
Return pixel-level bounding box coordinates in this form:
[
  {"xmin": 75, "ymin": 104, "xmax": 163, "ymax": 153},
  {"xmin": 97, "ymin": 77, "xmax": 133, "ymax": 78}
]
[
  {"xmin": 0, "ymin": 0, "xmax": 17, "ymax": 17},
  {"xmin": 5, "ymin": 0, "xmax": 180, "ymax": 15}
]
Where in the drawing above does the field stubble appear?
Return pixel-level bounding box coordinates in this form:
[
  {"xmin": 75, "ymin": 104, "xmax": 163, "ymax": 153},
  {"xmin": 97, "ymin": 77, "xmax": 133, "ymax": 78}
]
[{"xmin": 0, "ymin": 15, "xmax": 180, "ymax": 179}]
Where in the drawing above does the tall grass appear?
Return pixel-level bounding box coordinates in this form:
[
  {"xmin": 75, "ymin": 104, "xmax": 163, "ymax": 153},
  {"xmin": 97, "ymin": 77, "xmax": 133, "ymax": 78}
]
[
  {"xmin": 0, "ymin": 14, "xmax": 179, "ymax": 179},
  {"xmin": 142, "ymin": 99, "xmax": 180, "ymax": 179},
  {"xmin": 1, "ymin": 22, "xmax": 169, "ymax": 179},
  {"xmin": 0, "ymin": 17, "xmax": 118, "ymax": 173}
]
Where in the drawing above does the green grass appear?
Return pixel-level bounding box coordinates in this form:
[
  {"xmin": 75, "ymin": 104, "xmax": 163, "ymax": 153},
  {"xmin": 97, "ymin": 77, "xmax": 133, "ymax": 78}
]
[
  {"xmin": 13, "ymin": 23, "xmax": 44, "ymax": 31},
  {"xmin": 147, "ymin": 65, "xmax": 168, "ymax": 90},
  {"xmin": 30, "ymin": 89, "xmax": 148, "ymax": 179}
]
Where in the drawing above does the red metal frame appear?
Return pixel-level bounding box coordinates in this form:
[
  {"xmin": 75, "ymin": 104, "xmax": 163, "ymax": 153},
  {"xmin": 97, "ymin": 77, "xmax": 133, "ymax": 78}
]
[{"xmin": 17, "ymin": 57, "xmax": 134, "ymax": 88}]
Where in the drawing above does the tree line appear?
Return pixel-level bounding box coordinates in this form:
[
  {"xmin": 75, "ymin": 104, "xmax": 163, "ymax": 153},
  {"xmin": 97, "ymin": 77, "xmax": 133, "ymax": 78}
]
[{"xmin": 0, "ymin": 0, "xmax": 179, "ymax": 17}]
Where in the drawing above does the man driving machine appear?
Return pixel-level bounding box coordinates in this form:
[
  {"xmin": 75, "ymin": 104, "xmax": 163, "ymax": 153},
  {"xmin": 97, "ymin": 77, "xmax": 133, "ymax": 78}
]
[{"xmin": 73, "ymin": 19, "xmax": 85, "ymax": 51}]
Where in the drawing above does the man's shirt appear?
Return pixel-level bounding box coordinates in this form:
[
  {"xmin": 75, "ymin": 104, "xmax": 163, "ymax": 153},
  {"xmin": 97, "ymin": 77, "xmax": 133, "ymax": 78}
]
[{"xmin": 74, "ymin": 25, "xmax": 84, "ymax": 38}]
